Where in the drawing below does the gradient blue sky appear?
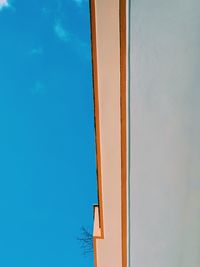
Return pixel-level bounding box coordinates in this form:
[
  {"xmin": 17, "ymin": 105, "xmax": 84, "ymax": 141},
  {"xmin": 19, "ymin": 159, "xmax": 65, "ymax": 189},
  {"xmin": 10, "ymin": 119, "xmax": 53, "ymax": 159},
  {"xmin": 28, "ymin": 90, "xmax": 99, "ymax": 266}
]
[{"xmin": 0, "ymin": 0, "xmax": 97, "ymax": 266}]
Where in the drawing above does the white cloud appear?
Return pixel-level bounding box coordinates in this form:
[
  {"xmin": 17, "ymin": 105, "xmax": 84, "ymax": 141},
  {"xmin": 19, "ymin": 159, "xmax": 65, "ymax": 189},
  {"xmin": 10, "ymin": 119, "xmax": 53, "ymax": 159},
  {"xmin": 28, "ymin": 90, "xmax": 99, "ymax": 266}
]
[
  {"xmin": 30, "ymin": 81, "xmax": 46, "ymax": 96},
  {"xmin": 74, "ymin": 0, "xmax": 82, "ymax": 4},
  {"xmin": 29, "ymin": 47, "xmax": 43, "ymax": 56},
  {"xmin": 54, "ymin": 21, "xmax": 70, "ymax": 43},
  {"xmin": 73, "ymin": 0, "xmax": 85, "ymax": 7},
  {"xmin": 42, "ymin": 7, "xmax": 51, "ymax": 17},
  {"xmin": 0, "ymin": 0, "xmax": 9, "ymax": 10}
]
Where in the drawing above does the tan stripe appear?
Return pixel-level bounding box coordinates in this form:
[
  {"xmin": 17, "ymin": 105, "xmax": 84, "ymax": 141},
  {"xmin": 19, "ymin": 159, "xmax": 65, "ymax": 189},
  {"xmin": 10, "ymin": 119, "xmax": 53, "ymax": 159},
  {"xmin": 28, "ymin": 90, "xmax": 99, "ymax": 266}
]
[{"xmin": 90, "ymin": 0, "xmax": 127, "ymax": 266}]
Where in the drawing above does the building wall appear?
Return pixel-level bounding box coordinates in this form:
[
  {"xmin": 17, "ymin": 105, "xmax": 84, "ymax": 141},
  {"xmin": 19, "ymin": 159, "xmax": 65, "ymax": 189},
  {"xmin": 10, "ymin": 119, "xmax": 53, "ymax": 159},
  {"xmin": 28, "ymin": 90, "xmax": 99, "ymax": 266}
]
[
  {"xmin": 92, "ymin": 0, "xmax": 122, "ymax": 266},
  {"xmin": 129, "ymin": 0, "xmax": 200, "ymax": 266}
]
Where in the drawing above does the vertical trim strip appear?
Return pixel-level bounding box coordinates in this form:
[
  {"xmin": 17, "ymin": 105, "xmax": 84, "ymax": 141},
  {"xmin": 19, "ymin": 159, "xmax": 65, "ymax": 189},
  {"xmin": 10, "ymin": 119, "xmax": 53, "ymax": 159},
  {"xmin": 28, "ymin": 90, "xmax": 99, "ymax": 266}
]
[
  {"xmin": 120, "ymin": 0, "xmax": 127, "ymax": 267},
  {"xmin": 90, "ymin": 0, "xmax": 127, "ymax": 266}
]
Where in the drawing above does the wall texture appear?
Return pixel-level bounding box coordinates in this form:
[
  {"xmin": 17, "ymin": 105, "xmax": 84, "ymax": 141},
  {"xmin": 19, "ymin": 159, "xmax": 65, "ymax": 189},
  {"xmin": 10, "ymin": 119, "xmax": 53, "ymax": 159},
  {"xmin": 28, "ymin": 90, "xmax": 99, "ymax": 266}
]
[{"xmin": 129, "ymin": 0, "xmax": 200, "ymax": 266}]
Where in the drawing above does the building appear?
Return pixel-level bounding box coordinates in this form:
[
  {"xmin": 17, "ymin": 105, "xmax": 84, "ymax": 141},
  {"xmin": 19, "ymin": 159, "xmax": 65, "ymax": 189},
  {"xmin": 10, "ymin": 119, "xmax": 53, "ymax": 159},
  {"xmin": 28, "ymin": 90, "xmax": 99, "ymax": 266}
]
[
  {"xmin": 90, "ymin": 0, "xmax": 200, "ymax": 267},
  {"xmin": 90, "ymin": 1, "xmax": 127, "ymax": 267}
]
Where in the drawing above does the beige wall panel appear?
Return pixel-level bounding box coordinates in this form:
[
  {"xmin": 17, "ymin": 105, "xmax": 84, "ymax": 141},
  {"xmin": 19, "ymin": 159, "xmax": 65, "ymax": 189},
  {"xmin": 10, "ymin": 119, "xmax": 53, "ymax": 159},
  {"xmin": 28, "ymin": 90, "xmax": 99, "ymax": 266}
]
[{"xmin": 94, "ymin": 0, "xmax": 122, "ymax": 266}]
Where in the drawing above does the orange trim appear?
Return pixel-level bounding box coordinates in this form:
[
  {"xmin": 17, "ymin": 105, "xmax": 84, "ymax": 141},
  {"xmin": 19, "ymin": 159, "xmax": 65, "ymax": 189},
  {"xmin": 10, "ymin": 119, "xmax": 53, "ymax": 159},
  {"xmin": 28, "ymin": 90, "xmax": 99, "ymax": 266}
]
[
  {"xmin": 119, "ymin": 1, "xmax": 127, "ymax": 267},
  {"xmin": 93, "ymin": 237, "xmax": 98, "ymax": 267},
  {"xmin": 89, "ymin": 0, "xmax": 104, "ymax": 240}
]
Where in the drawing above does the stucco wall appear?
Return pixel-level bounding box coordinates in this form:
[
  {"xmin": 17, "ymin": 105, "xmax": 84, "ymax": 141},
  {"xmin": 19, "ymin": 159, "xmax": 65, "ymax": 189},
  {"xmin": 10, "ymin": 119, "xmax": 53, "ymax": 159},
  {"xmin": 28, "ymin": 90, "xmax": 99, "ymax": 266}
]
[{"xmin": 129, "ymin": 0, "xmax": 200, "ymax": 266}]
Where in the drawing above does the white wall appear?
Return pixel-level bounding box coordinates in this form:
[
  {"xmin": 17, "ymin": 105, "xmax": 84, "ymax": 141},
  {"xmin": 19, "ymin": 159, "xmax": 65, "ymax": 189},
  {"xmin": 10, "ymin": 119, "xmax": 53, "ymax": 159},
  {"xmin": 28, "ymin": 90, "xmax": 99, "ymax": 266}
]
[{"xmin": 129, "ymin": 0, "xmax": 200, "ymax": 266}]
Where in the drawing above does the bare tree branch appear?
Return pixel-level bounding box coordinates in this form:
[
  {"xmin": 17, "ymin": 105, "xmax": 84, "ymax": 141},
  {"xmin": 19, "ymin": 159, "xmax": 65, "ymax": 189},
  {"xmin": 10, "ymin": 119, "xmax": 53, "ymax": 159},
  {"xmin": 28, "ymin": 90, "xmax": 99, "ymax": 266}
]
[{"xmin": 77, "ymin": 227, "xmax": 93, "ymax": 256}]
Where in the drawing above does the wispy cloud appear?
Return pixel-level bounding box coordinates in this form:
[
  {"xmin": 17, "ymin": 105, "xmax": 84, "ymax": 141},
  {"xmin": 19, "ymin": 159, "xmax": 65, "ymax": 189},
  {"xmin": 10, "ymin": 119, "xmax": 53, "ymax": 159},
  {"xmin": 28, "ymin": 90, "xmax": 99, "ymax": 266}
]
[
  {"xmin": 29, "ymin": 47, "xmax": 43, "ymax": 56},
  {"xmin": 74, "ymin": 38, "xmax": 90, "ymax": 61},
  {"xmin": 54, "ymin": 20, "xmax": 71, "ymax": 43},
  {"xmin": 74, "ymin": 0, "xmax": 82, "ymax": 5},
  {"xmin": 41, "ymin": 7, "xmax": 51, "ymax": 18},
  {"xmin": 0, "ymin": 0, "xmax": 9, "ymax": 10},
  {"xmin": 73, "ymin": 0, "xmax": 85, "ymax": 7},
  {"xmin": 30, "ymin": 81, "xmax": 46, "ymax": 96}
]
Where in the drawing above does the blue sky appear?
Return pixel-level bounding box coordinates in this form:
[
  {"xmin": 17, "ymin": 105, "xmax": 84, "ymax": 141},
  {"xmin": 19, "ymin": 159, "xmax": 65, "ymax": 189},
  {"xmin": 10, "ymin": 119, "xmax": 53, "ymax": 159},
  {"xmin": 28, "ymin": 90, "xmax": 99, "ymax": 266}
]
[{"xmin": 0, "ymin": 0, "xmax": 97, "ymax": 266}]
